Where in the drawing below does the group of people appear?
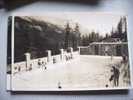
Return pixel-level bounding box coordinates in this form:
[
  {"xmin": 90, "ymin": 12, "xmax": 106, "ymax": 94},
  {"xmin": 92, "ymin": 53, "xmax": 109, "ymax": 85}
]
[
  {"xmin": 109, "ymin": 55, "xmax": 128, "ymax": 87},
  {"xmin": 38, "ymin": 59, "xmax": 47, "ymax": 70},
  {"xmin": 65, "ymin": 53, "xmax": 73, "ymax": 61}
]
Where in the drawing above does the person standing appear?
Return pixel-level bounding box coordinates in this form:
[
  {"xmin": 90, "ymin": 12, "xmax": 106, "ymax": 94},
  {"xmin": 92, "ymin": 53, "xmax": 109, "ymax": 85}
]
[
  {"xmin": 42, "ymin": 61, "xmax": 47, "ymax": 70},
  {"xmin": 38, "ymin": 59, "xmax": 42, "ymax": 68},
  {"xmin": 109, "ymin": 66, "xmax": 120, "ymax": 87}
]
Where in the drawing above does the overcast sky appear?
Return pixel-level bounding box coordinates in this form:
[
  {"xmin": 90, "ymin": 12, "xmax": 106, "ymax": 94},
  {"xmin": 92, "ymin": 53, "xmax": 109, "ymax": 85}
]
[{"xmin": 21, "ymin": 12, "xmax": 124, "ymax": 36}]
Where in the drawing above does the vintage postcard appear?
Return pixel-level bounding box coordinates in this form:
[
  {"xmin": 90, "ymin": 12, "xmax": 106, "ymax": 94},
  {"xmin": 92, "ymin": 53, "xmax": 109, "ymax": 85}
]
[{"xmin": 8, "ymin": 12, "xmax": 131, "ymax": 91}]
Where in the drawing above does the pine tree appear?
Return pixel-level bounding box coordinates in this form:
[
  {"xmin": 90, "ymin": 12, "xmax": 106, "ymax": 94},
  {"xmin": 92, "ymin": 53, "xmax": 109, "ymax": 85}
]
[
  {"xmin": 123, "ymin": 16, "xmax": 127, "ymax": 42},
  {"xmin": 64, "ymin": 22, "xmax": 71, "ymax": 49}
]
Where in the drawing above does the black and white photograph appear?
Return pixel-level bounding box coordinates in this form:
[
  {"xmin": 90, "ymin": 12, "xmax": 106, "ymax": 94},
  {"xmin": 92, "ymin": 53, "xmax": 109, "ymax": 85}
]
[{"xmin": 9, "ymin": 12, "xmax": 131, "ymax": 91}]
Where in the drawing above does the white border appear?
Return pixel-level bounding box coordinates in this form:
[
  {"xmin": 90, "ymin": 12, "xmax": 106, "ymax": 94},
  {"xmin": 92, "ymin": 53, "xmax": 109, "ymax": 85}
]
[
  {"xmin": 11, "ymin": 16, "xmax": 14, "ymax": 91},
  {"xmin": 126, "ymin": 15, "xmax": 133, "ymax": 88}
]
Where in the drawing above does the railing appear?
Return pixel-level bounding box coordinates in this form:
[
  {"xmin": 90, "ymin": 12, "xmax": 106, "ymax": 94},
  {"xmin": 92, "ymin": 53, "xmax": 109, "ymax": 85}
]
[{"xmin": 13, "ymin": 50, "xmax": 79, "ymax": 74}]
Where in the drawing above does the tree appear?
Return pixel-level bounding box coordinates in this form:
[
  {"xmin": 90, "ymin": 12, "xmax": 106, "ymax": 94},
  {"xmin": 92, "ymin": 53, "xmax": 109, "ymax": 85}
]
[
  {"xmin": 116, "ymin": 16, "xmax": 127, "ymax": 42},
  {"xmin": 64, "ymin": 22, "xmax": 71, "ymax": 49}
]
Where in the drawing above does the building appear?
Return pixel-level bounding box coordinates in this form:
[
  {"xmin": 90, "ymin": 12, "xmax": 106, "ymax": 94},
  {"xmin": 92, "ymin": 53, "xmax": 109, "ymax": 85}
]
[{"xmin": 79, "ymin": 41, "xmax": 128, "ymax": 56}]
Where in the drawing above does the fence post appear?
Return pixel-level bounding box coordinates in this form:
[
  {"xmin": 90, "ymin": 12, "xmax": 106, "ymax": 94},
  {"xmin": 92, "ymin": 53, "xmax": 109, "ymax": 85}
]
[
  {"xmin": 47, "ymin": 50, "xmax": 52, "ymax": 63},
  {"xmin": 60, "ymin": 49, "xmax": 64, "ymax": 60},
  {"xmin": 70, "ymin": 47, "xmax": 73, "ymax": 58},
  {"xmin": 78, "ymin": 47, "xmax": 80, "ymax": 54},
  {"xmin": 25, "ymin": 52, "xmax": 31, "ymax": 71}
]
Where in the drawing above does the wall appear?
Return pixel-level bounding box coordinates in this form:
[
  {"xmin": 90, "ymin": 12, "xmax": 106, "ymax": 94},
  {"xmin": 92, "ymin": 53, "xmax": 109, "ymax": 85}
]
[
  {"xmin": 0, "ymin": 0, "xmax": 133, "ymax": 100},
  {"xmin": 12, "ymin": 51, "xmax": 79, "ymax": 74}
]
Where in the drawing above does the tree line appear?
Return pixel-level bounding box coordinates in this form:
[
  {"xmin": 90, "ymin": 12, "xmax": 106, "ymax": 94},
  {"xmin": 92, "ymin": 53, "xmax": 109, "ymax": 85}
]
[{"xmin": 80, "ymin": 16, "xmax": 128, "ymax": 46}]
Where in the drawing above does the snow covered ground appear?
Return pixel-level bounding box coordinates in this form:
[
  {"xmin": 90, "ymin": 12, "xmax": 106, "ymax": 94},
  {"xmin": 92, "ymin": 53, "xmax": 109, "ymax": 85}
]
[{"xmin": 11, "ymin": 55, "xmax": 129, "ymax": 91}]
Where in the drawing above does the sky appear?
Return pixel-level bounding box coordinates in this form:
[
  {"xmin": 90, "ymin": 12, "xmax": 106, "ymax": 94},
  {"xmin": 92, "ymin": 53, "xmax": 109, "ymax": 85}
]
[{"xmin": 22, "ymin": 12, "xmax": 124, "ymax": 36}]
